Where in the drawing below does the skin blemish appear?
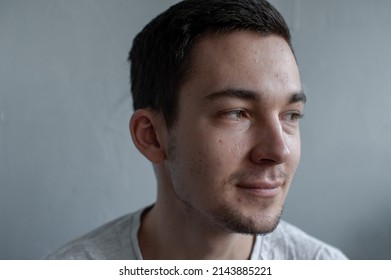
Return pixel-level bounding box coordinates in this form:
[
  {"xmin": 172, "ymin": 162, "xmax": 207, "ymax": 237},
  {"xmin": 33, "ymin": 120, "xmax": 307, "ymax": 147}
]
[{"xmin": 274, "ymin": 71, "xmax": 289, "ymax": 83}]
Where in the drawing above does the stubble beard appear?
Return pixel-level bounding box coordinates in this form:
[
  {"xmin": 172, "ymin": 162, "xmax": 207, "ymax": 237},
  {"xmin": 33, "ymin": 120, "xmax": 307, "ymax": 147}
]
[
  {"xmin": 167, "ymin": 137, "xmax": 284, "ymax": 236},
  {"xmin": 212, "ymin": 202, "xmax": 283, "ymax": 235},
  {"xmin": 174, "ymin": 188, "xmax": 284, "ymax": 236}
]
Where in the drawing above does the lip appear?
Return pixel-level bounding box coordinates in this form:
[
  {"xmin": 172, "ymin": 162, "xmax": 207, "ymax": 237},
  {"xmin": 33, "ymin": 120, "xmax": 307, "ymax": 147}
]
[{"xmin": 237, "ymin": 181, "xmax": 282, "ymax": 198}]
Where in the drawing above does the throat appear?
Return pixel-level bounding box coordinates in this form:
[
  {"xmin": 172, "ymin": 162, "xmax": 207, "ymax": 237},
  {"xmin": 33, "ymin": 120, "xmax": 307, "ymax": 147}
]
[{"xmin": 138, "ymin": 204, "xmax": 255, "ymax": 260}]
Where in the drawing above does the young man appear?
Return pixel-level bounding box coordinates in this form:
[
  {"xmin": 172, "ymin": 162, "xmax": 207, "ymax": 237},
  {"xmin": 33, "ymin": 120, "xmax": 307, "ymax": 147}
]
[{"xmin": 47, "ymin": 0, "xmax": 347, "ymax": 259}]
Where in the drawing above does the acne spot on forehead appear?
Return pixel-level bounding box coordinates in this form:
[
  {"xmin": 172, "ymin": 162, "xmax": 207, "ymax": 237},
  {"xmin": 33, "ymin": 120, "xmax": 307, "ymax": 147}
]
[{"xmin": 274, "ymin": 71, "xmax": 289, "ymax": 83}]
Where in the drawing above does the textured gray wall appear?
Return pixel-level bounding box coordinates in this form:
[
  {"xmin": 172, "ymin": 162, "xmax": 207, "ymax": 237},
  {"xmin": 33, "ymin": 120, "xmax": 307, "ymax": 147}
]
[{"xmin": 1, "ymin": 0, "xmax": 390, "ymax": 259}]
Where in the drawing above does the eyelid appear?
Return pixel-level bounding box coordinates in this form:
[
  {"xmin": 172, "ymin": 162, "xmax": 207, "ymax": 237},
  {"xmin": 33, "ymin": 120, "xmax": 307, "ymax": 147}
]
[
  {"xmin": 281, "ymin": 111, "xmax": 304, "ymax": 122},
  {"xmin": 219, "ymin": 108, "xmax": 249, "ymax": 120}
]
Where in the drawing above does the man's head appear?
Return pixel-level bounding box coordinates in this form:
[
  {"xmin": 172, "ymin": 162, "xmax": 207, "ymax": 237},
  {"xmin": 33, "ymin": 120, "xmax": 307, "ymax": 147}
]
[
  {"xmin": 129, "ymin": 0, "xmax": 305, "ymax": 235},
  {"xmin": 129, "ymin": 0, "xmax": 292, "ymax": 129}
]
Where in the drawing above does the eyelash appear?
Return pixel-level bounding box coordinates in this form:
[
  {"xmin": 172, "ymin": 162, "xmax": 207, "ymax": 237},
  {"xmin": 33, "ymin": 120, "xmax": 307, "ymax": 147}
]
[
  {"xmin": 282, "ymin": 112, "xmax": 304, "ymax": 123},
  {"xmin": 221, "ymin": 109, "xmax": 248, "ymax": 120},
  {"xmin": 219, "ymin": 109, "xmax": 304, "ymax": 124}
]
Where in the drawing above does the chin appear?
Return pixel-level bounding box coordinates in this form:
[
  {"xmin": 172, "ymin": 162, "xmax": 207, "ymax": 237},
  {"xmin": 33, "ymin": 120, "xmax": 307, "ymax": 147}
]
[{"xmin": 212, "ymin": 204, "xmax": 283, "ymax": 235}]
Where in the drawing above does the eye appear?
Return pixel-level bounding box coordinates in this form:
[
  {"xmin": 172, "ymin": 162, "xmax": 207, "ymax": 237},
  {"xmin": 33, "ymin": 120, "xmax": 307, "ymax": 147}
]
[
  {"xmin": 281, "ymin": 111, "xmax": 304, "ymax": 123},
  {"xmin": 220, "ymin": 109, "xmax": 249, "ymax": 121}
]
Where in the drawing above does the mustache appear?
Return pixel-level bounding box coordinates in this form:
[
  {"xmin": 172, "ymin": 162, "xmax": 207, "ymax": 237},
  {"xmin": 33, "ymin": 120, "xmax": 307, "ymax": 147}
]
[{"xmin": 228, "ymin": 167, "xmax": 290, "ymax": 183}]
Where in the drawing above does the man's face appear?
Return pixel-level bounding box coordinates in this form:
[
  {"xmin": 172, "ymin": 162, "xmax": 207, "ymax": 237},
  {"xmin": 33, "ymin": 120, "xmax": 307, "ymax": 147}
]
[{"xmin": 162, "ymin": 31, "xmax": 304, "ymax": 234}]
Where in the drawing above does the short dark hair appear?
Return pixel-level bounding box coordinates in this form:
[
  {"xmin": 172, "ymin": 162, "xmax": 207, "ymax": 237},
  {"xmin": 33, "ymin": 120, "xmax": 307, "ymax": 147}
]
[{"xmin": 129, "ymin": 0, "xmax": 292, "ymax": 128}]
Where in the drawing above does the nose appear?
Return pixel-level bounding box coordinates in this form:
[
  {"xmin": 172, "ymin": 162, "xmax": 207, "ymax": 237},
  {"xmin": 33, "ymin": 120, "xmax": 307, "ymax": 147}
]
[{"xmin": 250, "ymin": 119, "xmax": 291, "ymax": 165}]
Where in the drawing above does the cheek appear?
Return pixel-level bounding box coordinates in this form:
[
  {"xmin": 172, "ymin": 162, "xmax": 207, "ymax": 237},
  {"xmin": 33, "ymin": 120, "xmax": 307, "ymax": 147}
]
[
  {"xmin": 187, "ymin": 134, "xmax": 240, "ymax": 176},
  {"xmin": 286, "ymin": 134, "xmax": 301, "ymax": 168},
  {"xmin": 174, "ymin": 123, "xmax": 248, "ymax": 177},
  {"xmin": 191, "ymin": 139, "xmax": 225, "ymax": 170}
]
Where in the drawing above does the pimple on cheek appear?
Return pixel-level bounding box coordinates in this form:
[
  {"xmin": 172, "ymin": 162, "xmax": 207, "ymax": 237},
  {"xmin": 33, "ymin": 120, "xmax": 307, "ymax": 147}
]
[
  {"xmin": 214, "ymin": 140, "xmax": 224, "ymax": 166},
  {"xmin": 215, "ymin": 157, "xmax": 222, "ymax": 167},
  {"xmin": 189, "ymin": 155, "xmax": 204, "ymax": 177}
]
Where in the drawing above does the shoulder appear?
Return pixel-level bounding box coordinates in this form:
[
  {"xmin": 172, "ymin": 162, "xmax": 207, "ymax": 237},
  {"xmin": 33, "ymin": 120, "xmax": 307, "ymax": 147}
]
[
  {"xmin": 45, "ymin": 210, "xmax": 142, "ymax": 260},
  {"xmin": 258, "ymin": 220, "xmax": 347, "ymax": 260}
]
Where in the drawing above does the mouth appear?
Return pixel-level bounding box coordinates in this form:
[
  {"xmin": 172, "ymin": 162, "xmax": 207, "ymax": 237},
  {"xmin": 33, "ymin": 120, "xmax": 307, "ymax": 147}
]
[{"xmin": 236, "ymin": 181, "xmax": 282, "ymax": 198}]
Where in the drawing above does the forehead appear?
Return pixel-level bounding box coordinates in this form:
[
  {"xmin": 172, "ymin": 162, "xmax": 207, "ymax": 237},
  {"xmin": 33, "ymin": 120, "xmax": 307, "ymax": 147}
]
[{"xmin": 180, "ymin": 31, "xmax": 301, "ymax": 102}]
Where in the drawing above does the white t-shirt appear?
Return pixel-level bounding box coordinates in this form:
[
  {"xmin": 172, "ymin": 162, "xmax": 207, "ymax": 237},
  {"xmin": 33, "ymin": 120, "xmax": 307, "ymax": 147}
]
[{"xmin": 46, "ymin": 207, "xmax": 347, "ymax": 260}]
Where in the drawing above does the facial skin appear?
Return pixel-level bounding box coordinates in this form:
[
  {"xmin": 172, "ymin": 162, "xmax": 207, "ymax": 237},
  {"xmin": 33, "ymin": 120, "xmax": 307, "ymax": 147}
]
[
  {"xmin": 162, "ymin": 31, "xmax": 304, "ymax": 234},
  {"xmin": 132, "ymin": 31, "xmax": 305, "ymax": 258}
]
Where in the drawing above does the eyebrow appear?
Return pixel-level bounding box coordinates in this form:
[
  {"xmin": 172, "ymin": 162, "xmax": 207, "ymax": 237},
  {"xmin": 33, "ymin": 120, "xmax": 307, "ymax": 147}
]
[
  {"xmin": 203, "ymin": 89, "xmax": 307, "ymax": 104},
  {"xmin": 289, "ymin": 91, "xmax": 307, "ymax": 104},
  {"xmin": 203, "ymin": 89, "xmax": 260, "ymax": 102}
]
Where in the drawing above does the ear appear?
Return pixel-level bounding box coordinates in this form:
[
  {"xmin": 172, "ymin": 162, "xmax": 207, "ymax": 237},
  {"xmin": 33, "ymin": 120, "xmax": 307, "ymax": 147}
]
[{"xmin": 130, "ymin": 109, "xmax": 166, "ymax": 164}]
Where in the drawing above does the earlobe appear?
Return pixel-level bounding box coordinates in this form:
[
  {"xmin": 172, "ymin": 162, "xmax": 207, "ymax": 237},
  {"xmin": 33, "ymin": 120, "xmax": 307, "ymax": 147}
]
[{"xmin": 130, "ymin": 109, "xmax": 166, "ymax": 163}]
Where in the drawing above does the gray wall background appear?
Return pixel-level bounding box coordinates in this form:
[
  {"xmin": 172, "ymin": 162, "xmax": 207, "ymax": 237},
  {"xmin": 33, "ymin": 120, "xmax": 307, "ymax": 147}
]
[{"xmin": 1, "ymin": 0, "xmax": 390, "ymax": 260}]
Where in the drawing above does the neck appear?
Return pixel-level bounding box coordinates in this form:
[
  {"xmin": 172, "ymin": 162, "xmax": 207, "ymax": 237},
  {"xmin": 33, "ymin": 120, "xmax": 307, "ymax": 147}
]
[{"xmin": 138, "ymin": 200, "xmax": 255, "ymax": 260}]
